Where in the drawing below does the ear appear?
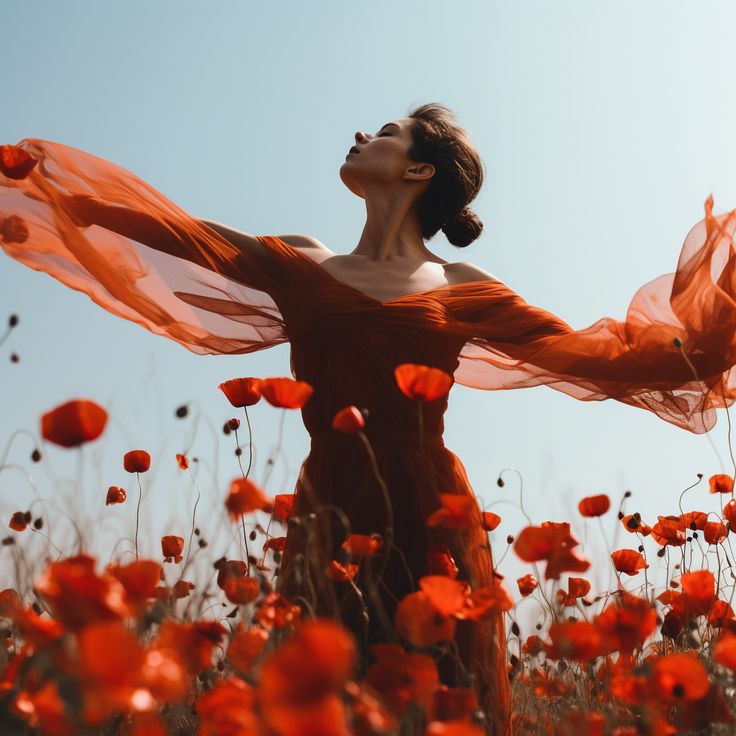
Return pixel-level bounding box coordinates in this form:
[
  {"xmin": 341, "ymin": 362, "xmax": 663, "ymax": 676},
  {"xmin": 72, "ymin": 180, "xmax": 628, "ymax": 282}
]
[{"xmin": 404, "ymin": 163, "xmax": 435, "ymax": 181}]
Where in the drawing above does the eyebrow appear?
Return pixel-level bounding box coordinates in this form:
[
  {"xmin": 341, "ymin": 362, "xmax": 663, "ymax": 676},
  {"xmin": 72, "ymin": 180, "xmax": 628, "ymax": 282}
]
[{"xmin": 377, "ymin": 122, "xmax": 401, "ymax": 133}]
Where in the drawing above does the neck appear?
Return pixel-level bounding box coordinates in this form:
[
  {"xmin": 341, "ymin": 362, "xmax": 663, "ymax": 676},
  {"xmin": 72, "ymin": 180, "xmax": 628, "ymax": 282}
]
[{"xmin": 351, "ymin": 183, "xmax": 431, "ymax": 262}]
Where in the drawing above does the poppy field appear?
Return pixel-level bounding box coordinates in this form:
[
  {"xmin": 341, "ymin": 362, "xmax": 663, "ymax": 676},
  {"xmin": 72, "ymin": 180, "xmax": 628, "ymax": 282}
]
[{"xmin": 2, "ymin": 319, "xmax": 736, "ymax": 736}]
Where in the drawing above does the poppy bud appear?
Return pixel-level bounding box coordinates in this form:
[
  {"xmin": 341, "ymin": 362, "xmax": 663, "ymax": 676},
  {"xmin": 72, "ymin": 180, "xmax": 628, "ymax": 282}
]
[
  {"xmin": 617, "ymin": 511, "xmax": 624, "ymax": 519},
  {"xmin": 198, "ymin": 539, "xmax": 207, "ymax": 548},
  {"xmin": 497, "ymin": 477, "xmax": 504, "ymax": 487},
  {"xmin": 506, "ymin": 535, "xmax": 514, "ymax": 544},
  {"xmin": 511, "ymin": 621, "xmax": 520, "ymax": 636},
  {"xmin": 8, "ymin": 314, "xmax": 18, "ymax": 328},
  {"xmin": 228, "ymin": 418, "xmax": 240, "ymax": 431},
  {"xmin": 33, "ymin": 518, "xmax": 43, "ymax": 530},
  {"xmin": 673, "ymin": 337, "xmax": 682, "ymax": 348},
  {"xmin": 194, "ymin": 527, "xmax": 200, "ymax": 536},
  {"xmin": 175, "ymin": 404, "xmax": 188, "ymax": 418},
  {"xmin": 249, "ymin": 530, "xmax": 256, "ymax": 541},
  {"xmin": 624, "ymin": 490, "xmax": 632, "ymax": 497},
  {"xmin": 235, "ymin": 447, "xmax": 243, "ymax": 457},
  {"xmin": 30, "ymin": 449, "xmax": 41, "ymax": 463},
  {"xmin": 223, "ymin": 422, "xmax": 232, "ymax": 435},
  {"xmin": 9, "ymin": 353, "xmax": 18, "ymax": 363}
]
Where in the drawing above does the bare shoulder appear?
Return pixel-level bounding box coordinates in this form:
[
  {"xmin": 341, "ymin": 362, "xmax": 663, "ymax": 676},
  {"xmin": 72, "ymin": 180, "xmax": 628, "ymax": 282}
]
[
  {"xmin": 446, "ymin": 260, "xmax": 504, "ymax": 286},
  {"xmin": 276, "ymin": 234, "xmax": 332, "ymax": 255}
]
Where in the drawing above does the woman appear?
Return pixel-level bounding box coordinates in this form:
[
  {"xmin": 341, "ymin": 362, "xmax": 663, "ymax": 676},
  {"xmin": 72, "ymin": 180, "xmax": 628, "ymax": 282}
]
[{"xmin": 2, "ymin": 102, "xmax": 736, "ymax": 736}]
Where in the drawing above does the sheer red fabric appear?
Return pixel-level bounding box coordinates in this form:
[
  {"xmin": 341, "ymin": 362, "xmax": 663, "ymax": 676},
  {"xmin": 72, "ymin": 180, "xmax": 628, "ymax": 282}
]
[{"xmin": 4, "ymin": 138, "xmax": 736, "ymax": 735}]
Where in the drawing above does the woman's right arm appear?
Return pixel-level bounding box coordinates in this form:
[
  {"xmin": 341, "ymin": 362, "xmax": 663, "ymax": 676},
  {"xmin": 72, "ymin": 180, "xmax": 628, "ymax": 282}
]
[{"xmin": 65, "ymin": 194, "xmax": 320, "ymax": 278}]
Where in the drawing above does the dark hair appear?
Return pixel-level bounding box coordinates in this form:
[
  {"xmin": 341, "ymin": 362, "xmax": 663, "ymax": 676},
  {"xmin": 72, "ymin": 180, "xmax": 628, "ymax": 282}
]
[{"xmin": 406, "ymin": 103, "xmax": 484, "ymax": 248}]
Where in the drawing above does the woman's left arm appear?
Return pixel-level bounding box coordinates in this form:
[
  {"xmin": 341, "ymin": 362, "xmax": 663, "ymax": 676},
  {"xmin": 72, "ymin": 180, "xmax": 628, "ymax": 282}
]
[{"xmin": 448, "ymin": 196, "xmax": 736, "ymax": 433}]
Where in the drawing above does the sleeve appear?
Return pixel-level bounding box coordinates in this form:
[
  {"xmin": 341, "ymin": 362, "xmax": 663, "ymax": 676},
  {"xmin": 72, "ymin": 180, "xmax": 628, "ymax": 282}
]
[
  {"xmin": 0, "ymin": 138, "xmax": 290, "ymax": 356},
  {"xmin": 448, "ymin": 195, "xmax": 736, "ymax": 434}
]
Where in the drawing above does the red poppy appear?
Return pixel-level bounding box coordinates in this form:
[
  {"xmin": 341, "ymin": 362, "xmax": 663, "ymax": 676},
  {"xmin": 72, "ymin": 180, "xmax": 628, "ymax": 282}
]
[
  {"xmin": 40, "ymin": 399, "xmax": 108, "ymax": 448},
  {"xmin": 557, "ymin": 577, "xmax": 591, "ymax": 605},
  {"xmin": 394, "ymin": 363, "xmax": 453, "ymax": 402},
  {"xmin": 152, "ymin": 619, "xmax": 227, "ymax": 675},
  {"xmin": 325, "ymin": 560, "xmax": 359, "ymax": 583},
  {"xmin": 681, "ymin": 510, "xmax": 708, "ymax": 531},
  {"xmin": 263, "ymin": 536, "xmax": 286, "ymax": 553},
  {"xmin": 258, "ymin": 377, "xmax": 314, "ymax": 409},
  {"xmin": 578, "ymin": 494, "xmax": 611, "ymax": 517},
  {"xmin": 593, "ymin": 591, "xmax": 657, "ymax": 654},
  {"xmin": 710, "ymin": 599, "xmax": 736, "ymax": 628},
  {"xmin": 703, "ymin": 520, "xmax": 728, "ymax": 544},
  {"xmin": 481, "ymin": 511, "xmax": 501, "ymax": 531},
  {"xmin": 513, "ymin": 521, "xmax": 590, "ymax": 580},
  {"xmin": 546, "ymin": 621, "xmax": 604, "ymax": 661},
  {"xmin": 425, "ymin": 543, "xmax": 459, "ymax": 579},
  {"xmin": 332, "ymin": 405, "xmax": 365, "ymax": 433},
  {"xmin": 341, "ymin": 533, "xmax": 383, "ymax": 557},
  {"xmin": 456, "ymin": 582, "xmax": 514, "ymax": 621},
  {"xmin": 0, "ymin": 588, "xmax": 21, "ymax": 618},
  {"xmin": 175, "ymin": 453, "xmax": 189, "ymax": 470},
  {"xmin": 519, "ymin": 638, "xmax": 545, "ymax": 661},
  {"xmin": 9, "ymin": 511, "xmax": 29, "ymax": 532},
  {"xmin": 652, "ymin": 653, "xmax": 710, "ymax": 702},
  {"xmin": 172, "ymin": 580, "xmax": 194, "ymax": 598},
  {"xmin": 714, "ymin": 632, "xmax": 736, "ymax": 668},
  {"xmin": 227, "ymin": 624, "xmax": 269, "ymax": 675},
  {"xmin": 426, "ymin": 493, "xmax": 478, "ymax": 530},
  {"xmin": 365, "ymin": 643, "xmax": 439, "ymax": 717},
  {"xmin": 427, "ymin": 685, "xmax": 478, "ymax": 723},
  {"xmin": 215, "ymin": 559, "xmax": 248, "ymax": 590},
  {"xmin": 161, "ymin": 535, "xmax": 184, "ymax": 564},
  {"xmin": 225, "ymin": 477, "xmax": 274, "ymax": 521},
  {"xmin": 709, "ymin": 474, "xmax": 734, "ymax": 494},
  {"xmin": 257, "ymin": 620, "xmax": 355, "ymax": 736},
  {"xmin": 33, "ymin": 554, "xmax": 132, "ymax": 631},
  {"xmin": 196, "ymin": 676, "xmax": 261, "ymax": 735},
  {"xmin": 620, "ymin": 513, "xmax": 652, "ymax": 536},
  {"xmin": 0, "ymin": 145, "xmax": 38, "ymax": 179},
  {"xmin": 650, "ymin": 515, "xmax": 686, "ymax": 547},
  {"xmin": 105, "ymin": 486, "xmax": 126, "ymax": 505},
  {"xmin": 0, "ymin": 215, "xmax": 29, "ymax": 244},
  {"xmin": 272, "ymin": 493, "xmax": 295, "ymax": 523},
  {"xmin": 106, "ymin": 559, "xmax": 161, "ymax": 610},
  {"xmin": 418, "ymin": 576, "xmax": 470, "ymax": 618},
  {"xmin": 254, "ymin": 592, "xmax": 302, "ymax": 630},
  {"xmin": 218, "ymin": 377, "xmax": 262, "ymax": 407},
  {"xmin": 611, "ymin": 549, "xmax": 648, "ymax": 576},
  {"xmin": 517, "ymin": 573, "xmax": 539, "ymax": 597},
  {"xmin": 395, "ymin": 591, "xmax": 457, "ymax": 647},
  {"xmin": 123, "ymin": 450, "xmax": 151, "ymax": 473},
  {"xmin": 723, "ymin": 499, "xmax": 736, "ymax": 525},
  {"xmin": 681, "ymin": 569, "xmax": 716, "ymax": 618}
]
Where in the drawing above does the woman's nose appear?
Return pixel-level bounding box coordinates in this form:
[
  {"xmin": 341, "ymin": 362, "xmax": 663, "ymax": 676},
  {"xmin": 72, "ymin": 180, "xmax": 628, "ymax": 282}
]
[{"xmin": 355, "ymin": 131, "xmax": 369, "ymax": 143}]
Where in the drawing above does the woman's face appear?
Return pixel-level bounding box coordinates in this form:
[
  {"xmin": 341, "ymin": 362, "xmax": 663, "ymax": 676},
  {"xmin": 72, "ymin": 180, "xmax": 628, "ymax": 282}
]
[{"xmin": 339, "ymin": 117, "xmax": 428, "ymax": 198}]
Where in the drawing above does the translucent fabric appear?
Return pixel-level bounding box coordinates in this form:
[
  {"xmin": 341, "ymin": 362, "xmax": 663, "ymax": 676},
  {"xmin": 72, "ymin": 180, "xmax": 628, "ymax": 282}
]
[{"xmin": 4, "ymin": 138, "xmax": 736, "ymax": 734}]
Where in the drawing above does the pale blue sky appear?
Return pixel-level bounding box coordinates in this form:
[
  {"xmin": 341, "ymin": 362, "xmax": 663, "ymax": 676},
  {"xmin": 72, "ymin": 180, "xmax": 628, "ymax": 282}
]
[{"xmin": 3, "ymin": 1, "xmax": 736, "ymax": 595}]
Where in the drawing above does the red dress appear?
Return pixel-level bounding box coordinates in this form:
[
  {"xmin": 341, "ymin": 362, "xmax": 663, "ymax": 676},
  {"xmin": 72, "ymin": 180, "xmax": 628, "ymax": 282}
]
[{"xmin": 4, "ymin": 139, "xmax": 736, "ymax": 736}]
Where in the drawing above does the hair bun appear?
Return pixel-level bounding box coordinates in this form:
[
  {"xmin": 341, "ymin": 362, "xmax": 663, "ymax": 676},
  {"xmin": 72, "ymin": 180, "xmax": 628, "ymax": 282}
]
[{"xmin": 441, "ymin": 207, "xmax": 483, "ymax": 248}]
